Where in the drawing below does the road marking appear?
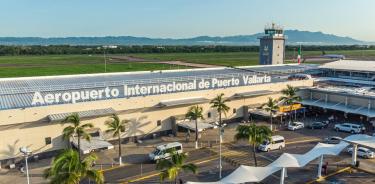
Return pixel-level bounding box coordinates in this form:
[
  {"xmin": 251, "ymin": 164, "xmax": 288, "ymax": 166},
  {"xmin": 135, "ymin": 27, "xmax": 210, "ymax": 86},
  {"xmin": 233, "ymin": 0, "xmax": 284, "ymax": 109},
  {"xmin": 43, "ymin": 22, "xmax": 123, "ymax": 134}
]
[
  {"xmin": 100, "ymin": 163, "xmax": 132, "ymax": 172},
  {"xmin": 286, "ymin": 138, "xmax": 321, "ymax": 145},
  {"xmin": 305, "ymin": 167, "xmax": 351, "ymax": 184},
  {"xmin": 124, "ymin": 156, "xmax": 219, "ymax": 183}
]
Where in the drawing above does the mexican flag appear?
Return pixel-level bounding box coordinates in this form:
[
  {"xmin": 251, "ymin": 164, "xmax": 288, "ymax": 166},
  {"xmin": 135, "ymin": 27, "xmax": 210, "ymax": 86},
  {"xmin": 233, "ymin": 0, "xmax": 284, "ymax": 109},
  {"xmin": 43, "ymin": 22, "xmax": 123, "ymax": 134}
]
[{"xmin": 297, "ymin": 46, "xmax": 301, "ymax": 64}]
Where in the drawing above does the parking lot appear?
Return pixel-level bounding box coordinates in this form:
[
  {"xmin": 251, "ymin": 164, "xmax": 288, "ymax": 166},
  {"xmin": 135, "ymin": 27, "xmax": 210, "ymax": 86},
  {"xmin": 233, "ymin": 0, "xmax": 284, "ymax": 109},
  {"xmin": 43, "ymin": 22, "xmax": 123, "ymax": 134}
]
[{"xmin": 1, "ymin": 111, "xmax": 375, "ymax": 184}]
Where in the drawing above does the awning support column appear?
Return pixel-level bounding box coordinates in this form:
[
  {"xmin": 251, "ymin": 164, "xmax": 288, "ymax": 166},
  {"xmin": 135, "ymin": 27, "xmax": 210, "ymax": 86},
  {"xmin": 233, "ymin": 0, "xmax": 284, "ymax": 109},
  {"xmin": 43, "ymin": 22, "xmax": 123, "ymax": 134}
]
[
  {"xmin": 352, "ymin": 144, "xmax": 358, "ymax": 166},
  {"xmin": 280, "ymin": 167, "xmax": 286, "ymax": 184},
  {"xmin": 317, "ymin": 155, "xmax": 324, "ymax": 178}
]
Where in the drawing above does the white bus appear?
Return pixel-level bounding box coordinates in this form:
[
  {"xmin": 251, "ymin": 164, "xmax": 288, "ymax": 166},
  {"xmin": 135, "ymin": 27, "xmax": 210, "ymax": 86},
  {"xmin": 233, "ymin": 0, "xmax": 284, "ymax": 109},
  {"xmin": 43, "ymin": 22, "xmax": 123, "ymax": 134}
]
[
  {"xmin": 148, "ymin": 142, "xmax": 183, "ymax": 161},
  {"xmin": 258, "ymin": 135, "xmax": 285, "ymax": 152}
]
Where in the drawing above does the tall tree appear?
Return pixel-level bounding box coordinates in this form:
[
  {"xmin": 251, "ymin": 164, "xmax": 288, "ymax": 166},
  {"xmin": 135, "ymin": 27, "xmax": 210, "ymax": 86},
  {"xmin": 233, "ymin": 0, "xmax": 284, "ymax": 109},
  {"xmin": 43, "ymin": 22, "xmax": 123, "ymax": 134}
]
[
  {"xmin": 44, "ymin": 149, "xmax": 104, "ymax": 184},
  {"xmin": 210, "ymin": 93, "xmax": 230, "ymax": 179},
  {"xmin": 262, "ymin": 97, "xmax": 279, "ymax": 131},
  {"xmin": 62, "ymin": 113, "xmax": 93, "ymax": 161},
  {"xmin": 105, "ymin": 114, "xmax": 129, "ymax": 165},
  {"xmin": 156, "ymin": 149, "xmax": 197, "ymax": 184},
  {"xmin": 185, "ymin": 105, "xmax": 204, "ymax": 149},
  {"xmin": 235, "ymin": 123, "xmax": 272, "ymax": 166},
  {"xmin": 210, "ymin": 93, "xmax": 230, "ymax": 143},
  {"xmin": 280, "ymin": 85, "xmax": 302, "ymax": 122}
]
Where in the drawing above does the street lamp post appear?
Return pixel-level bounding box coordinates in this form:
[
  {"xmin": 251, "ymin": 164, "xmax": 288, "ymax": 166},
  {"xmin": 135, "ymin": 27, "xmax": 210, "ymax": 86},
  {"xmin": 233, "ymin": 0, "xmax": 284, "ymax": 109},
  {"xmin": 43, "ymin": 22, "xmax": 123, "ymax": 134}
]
[{"xmin": 20, "ymin": 147, "xmax": 32, "ymax": 184}]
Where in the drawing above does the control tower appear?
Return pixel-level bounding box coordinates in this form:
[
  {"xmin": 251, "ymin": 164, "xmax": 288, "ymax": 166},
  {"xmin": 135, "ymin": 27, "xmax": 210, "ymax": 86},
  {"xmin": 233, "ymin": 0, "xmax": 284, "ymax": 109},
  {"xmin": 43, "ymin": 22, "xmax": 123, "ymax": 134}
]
[{"xmin": 258, "ymin": 23, "xmax": 286, "ymax": 65}]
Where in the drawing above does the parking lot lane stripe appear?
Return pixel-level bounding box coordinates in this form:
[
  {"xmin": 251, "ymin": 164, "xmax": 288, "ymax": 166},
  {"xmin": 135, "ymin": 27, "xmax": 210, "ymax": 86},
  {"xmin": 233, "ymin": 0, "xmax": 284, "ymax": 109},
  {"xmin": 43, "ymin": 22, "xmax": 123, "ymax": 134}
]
[
  {"xmin": 100, "ymin": 163, "xmax": 132, "ymax": 172},
  {"xmin": 124, "ymin": 156, "xmax": 218, "ymax": 183},
  {"xmin": 286, "ymin": 138, "xmax": 321, "ymax": 145},
  {"xmin": 305, "ymin": 167, "xmax": 351, "ymax": 184}
]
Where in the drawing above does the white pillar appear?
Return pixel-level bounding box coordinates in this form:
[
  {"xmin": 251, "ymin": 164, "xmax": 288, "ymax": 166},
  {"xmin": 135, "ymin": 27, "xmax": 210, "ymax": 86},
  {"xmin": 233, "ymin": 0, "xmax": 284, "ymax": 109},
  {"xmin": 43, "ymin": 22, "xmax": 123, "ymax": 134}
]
[
  {"xmin": 25, "ymin": 155, "xmax": 30, "ymax": 184},
  {"xmin": 352, "ymin": 144, "xmax": 358, "ymax": 166},
  {"xmin": 317, "ymin": 155, "xmax": 323, "ymax": 178},
  {"xmin": 280, "ymin": 167, "xmax": 285, "ymax": 184},
  {"xmin": 219, "ymin": 128, "xmax": 222, "ymax": 179}
]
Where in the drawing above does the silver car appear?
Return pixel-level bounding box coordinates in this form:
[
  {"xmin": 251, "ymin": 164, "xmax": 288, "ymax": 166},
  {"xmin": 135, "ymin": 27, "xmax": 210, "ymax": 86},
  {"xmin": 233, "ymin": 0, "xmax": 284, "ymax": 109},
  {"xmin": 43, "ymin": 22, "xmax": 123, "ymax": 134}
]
[{"xmin": 323, "ymin": 136, "xmax": 342, "ymax": 144}]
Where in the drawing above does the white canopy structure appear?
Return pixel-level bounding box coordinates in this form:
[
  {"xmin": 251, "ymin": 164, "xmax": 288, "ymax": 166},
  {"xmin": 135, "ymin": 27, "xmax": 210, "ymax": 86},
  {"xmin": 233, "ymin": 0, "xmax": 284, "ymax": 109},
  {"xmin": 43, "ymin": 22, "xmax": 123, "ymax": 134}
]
[
  {"xmin": 187, "ymin": 142, "xmax": 350, "ymax": 184},
  {"xmin": 344, "ymin": 134, "xmax": 375, "ymax": 148},
  {"xmin": 187, "ymin": 165, "xmax": 281, "ymax": 184},
  {"xmin": 269, "ymin": 142, "xmax": 349, "ymax": 168}
]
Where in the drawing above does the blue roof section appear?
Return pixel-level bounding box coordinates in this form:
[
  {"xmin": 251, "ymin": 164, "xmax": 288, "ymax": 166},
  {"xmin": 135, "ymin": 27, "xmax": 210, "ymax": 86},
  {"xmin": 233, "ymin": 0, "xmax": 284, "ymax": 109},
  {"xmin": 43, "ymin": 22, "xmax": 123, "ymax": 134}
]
[{"xmin": 0, "ymin": 64, "xmax": 316, "ymax": 95}]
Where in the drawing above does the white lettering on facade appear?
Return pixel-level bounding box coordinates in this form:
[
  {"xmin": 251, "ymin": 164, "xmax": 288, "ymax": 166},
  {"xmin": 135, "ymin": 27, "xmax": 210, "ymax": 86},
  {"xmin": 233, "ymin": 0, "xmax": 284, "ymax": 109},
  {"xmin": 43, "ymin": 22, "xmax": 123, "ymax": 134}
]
[{"xmin": 31, "ymin": 75, "xmax": 272, "ymax": 105}]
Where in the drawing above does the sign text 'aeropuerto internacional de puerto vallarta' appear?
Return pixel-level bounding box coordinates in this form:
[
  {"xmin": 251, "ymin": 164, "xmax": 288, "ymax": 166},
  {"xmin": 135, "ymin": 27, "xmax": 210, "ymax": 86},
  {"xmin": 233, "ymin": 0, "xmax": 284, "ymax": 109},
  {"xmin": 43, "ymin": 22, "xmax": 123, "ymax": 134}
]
[{"xmin": 31, "ymin": 75, "xmax": 271, "ymax": 106}]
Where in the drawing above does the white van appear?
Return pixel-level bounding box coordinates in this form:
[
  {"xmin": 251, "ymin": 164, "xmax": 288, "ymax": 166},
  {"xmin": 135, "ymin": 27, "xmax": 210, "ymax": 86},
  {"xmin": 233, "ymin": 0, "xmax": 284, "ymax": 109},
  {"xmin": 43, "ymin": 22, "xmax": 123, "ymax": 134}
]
[
  {"xmin": 258, "ymin": 135, "xmax": 285, "ymax": 152},
  {"xmin": 148, "ymin": 142, "xmax": 183, "ymax": 161}
]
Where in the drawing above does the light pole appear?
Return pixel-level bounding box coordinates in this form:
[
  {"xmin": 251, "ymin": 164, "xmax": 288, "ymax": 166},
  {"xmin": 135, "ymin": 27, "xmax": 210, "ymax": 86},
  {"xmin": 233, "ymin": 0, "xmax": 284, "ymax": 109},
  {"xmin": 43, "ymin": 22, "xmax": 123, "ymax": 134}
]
[{"xmin": 20, "ymin": 147, "xmax": 32, "ymax": 184}]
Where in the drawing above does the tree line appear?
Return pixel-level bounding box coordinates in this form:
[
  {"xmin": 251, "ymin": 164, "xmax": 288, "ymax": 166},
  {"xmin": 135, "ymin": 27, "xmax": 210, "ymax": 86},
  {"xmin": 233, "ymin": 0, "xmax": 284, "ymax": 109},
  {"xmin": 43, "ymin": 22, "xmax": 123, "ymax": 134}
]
[{"xmin": 0, "ymin": 45, "xmax": 374, "ymax": 56}]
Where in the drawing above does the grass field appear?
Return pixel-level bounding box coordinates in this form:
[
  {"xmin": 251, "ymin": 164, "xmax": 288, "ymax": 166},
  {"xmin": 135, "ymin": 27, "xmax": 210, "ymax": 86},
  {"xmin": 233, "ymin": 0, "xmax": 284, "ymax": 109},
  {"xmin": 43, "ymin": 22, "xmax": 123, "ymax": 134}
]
[
  {"xmin": 131, "ymin": 52, "xmax": 260, "ymax": 66},
  {"xmin": 0, "ymin": 55, "xmax": 189, "ymax": 78},
  {"xmin": 1, "ymin": 50, "xmax": 375, "ymax": 78},
  {"xmin": 132, "ymin": 50, "xmax": 375, "ymax": 66}
]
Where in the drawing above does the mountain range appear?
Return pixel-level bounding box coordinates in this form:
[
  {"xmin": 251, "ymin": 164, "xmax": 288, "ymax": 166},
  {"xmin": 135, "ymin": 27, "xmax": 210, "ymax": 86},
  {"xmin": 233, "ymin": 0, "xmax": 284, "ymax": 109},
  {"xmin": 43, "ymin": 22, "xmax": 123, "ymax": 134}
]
[{"xmin": 0, "ymin": 30, "xmax": 370, "ymax": 46}]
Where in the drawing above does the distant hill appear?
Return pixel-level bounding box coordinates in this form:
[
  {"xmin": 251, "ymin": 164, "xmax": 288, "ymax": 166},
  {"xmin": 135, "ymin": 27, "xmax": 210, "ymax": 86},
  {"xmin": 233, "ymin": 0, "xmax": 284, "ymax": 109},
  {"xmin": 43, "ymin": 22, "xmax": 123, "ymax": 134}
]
[{"xmin": 0, "ymin": 30, "xmax": 369, "ymax": 45}]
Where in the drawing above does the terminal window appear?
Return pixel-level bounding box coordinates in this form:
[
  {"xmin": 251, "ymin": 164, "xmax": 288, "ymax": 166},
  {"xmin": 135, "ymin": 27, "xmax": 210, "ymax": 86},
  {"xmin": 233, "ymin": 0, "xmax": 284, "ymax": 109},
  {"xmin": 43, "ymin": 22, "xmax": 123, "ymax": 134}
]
[
  {"xmin": 157, "ymin": 120, "xmax": 162, "ymax": 126},
  {"xmin": 45, "ymin": 137, "xmax": 52, "ymax": 145}
]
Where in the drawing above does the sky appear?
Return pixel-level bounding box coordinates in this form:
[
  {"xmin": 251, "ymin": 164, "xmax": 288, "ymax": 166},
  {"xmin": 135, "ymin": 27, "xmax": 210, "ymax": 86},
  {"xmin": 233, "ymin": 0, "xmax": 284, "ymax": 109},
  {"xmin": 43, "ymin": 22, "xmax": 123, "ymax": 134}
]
[{"xmin": 0, "ymin": 0, "xmax": 375, "ymax": 41}]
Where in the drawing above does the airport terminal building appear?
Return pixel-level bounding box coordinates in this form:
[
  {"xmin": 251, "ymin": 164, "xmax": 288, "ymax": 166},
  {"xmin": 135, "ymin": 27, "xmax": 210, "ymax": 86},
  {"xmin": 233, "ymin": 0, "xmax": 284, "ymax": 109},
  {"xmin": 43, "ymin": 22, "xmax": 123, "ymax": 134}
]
[{"xmin": 0, "ymin": 64, "xmax": 315, "ymax": 164}]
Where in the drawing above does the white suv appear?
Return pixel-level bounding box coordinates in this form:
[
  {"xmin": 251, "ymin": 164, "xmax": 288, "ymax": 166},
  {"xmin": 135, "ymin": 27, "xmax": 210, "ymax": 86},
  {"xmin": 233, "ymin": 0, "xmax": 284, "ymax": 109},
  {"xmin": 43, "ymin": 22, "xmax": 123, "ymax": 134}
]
[
  {"xmin": 347, "ymin": 147, "xmax": 375, "ymax": 159},
  {"xmin": 334, "ymin": 123, "xmax": 361, "ymax": 134}
]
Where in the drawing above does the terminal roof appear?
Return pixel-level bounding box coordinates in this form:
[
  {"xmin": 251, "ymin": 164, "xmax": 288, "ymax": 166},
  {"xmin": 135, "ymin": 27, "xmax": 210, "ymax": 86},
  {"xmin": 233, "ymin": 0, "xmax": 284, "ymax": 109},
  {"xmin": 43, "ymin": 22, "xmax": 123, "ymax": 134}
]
[
  {"xmin": 319, "ymin": 60, "xmax": 375, "ymax": 72},
  {"xmin": 0, "ymin": 64, "xmax": 316, "ymax": 96}
]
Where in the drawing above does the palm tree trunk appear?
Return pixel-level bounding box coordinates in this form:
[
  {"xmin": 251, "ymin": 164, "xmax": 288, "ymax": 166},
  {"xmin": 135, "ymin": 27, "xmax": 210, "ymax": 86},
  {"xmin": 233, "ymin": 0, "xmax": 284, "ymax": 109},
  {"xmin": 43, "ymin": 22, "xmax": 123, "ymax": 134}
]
[
  {"xmin": 252, "ymin": 143, "xmax": 258, "ymax": 166},
  {"xmin": 219, "ymin": 113, "xmax": 222, "ymax": 143},
  {"xmin": 270, "ymin": 112, "xmax": 273, "ymax": 131},
  {"xmin": 77, "ymin": 133, "xmax": 81, "ymax": 161},
  {"xmin": 195, "ymin": 119, "xmax": 198, "ymax": 149},
  {"xmin": 118, "ymin": 134, "xmax": 122, "ymax": 165}
]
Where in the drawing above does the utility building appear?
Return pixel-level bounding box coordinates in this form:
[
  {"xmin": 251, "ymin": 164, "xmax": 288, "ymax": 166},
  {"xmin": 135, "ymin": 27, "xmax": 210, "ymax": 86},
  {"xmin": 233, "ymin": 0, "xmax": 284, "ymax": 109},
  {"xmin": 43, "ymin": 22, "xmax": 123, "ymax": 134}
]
[{"xmin": 259, "ymin": 23, "xmax": 286, "ymax": 65}]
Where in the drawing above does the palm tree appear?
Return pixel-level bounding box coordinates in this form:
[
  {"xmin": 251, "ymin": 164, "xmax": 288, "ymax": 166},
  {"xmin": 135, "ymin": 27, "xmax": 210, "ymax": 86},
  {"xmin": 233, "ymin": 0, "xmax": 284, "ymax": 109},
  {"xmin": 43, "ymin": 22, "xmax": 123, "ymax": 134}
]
[
  {"xmin": 280, "ymin": 85, "xmax": 302, "ymax": 122},
  {"xmin": 185, "ymin": 105, "xmax": 204, "ymax": 149},
  {"xmin": 62, "ymin": 113, "xmax": 93, "ymax": 161},
  {"xmin": 210, "ymin": 93, "xmax": 230, "ymax": 179},
  {"xmin": 210, "ymin": 93, "xmax": 230, "ymax": 143},
  {"xmin": 262, "ymin": 97, "xmax": 279, "ymax": 131},
  {"xmin": 156, "ymin": 149, "xmax": 197, "ymax": 184},
  {"xmin": 105, "ymin": 114, "xmax": 129, "ymax": 165},
  {"xmin": 235, "ymin": 123, "xmax": 272, "ymax": 166},
  {"xmin": 44, "ymin": 149, "xmax": 104, "ymax": 184}
]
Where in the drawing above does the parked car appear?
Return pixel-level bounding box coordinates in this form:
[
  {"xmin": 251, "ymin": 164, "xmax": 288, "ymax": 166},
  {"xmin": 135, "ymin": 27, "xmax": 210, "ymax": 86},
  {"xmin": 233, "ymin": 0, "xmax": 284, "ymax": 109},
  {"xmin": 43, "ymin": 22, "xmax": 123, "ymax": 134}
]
[
  {"xmin": 288, "ymin": 122, "xmax": 304, "ymax": 131},
  {"xmin": 307, "ymin": 122, "xmax": 328, "ymax": 129},
  {"xmin": 323, "ymin": 136, "xmax": 342, "ymax": 144},
  {"xmin": 258, "ymin": 135, "xmax": 285, "ymax": 152},
  {"xmin": 149, "ymin": 142, "xmax": 183, "ymax": 161},
  {"xmin": 334, "ymin": 123, "xmax": 362, "ymax": 134},
  {"xmin": 347, "ymin": 147, "xmax": 375, "ymax": 159}
]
